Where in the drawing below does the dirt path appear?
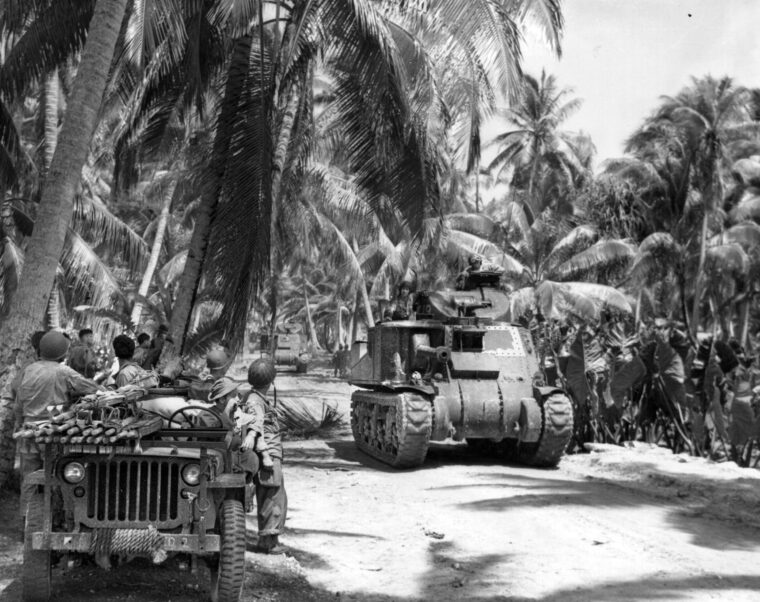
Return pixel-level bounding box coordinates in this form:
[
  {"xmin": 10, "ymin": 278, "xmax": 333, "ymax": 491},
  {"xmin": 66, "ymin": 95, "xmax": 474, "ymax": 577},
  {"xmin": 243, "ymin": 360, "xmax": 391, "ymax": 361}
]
[{"xmin": 0, "ymin": 365, "xmax": 758, "ymax": 601}]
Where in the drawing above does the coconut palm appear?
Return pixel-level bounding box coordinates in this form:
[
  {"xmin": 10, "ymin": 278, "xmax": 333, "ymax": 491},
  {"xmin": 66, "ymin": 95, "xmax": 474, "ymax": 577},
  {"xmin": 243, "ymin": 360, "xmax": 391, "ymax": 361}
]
[
  {"xmin": 0, "ymin": 0, "xmax": 130, "ymax": 490},
  {"xmin": 625, "ymin": 76, "xmax": 755, "ymax": 335},
  {"xmin": 177, "ymin": 0, "xmax": 564, "ymax": 350},
  {"xmin": 445, "ymin": 203, "xmax": 635, "ymax": 321},
  {"xmin": 487, "ymin": 71, "xmax": 591, "ymax": 221}
]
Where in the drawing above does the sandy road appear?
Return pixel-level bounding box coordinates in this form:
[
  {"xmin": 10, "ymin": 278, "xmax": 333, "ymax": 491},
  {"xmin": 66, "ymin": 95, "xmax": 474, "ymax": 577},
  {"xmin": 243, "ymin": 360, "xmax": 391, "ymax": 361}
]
[
  {"xmin": 278, "ymin": 437, "xmax": 760, "ymax": 602},
  {"xmin": 0, "ymin": 366, "xmax": 758, "ymax": 601},
  {"xmin": 266, "ymin": 368, "xmax": 760, "ymax": 602}
]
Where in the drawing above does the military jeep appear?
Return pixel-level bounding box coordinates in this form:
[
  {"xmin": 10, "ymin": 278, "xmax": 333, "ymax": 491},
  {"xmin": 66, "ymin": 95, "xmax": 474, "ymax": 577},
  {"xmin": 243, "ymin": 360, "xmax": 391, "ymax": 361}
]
[{"xmin": 22, "ymin": 395, "xmax": 249, "ymax": 602}]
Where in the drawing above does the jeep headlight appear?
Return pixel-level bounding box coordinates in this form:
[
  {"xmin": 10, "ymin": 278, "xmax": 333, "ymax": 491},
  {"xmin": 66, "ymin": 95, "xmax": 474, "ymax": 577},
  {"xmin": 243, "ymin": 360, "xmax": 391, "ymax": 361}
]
[
  {"xmin": 181, "ymin": 463, "xmax": 201, "ymax": 485},
  {"xmin": 62, "ymin": 461, "xmax": 85, "ymax": 484}
]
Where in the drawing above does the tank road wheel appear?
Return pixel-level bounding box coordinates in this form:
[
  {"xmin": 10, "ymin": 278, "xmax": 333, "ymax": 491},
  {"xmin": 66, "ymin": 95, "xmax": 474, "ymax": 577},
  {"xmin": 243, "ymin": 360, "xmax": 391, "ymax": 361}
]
[
  {"xmin": 351, "ymin": 391, "xmax": 432, "ymax": 469},
  {"xmin": 23, "ymin": 495, "xmax": 51, "ymax": 601},
  {"xmin": 519, "ymin": 393, "xmax": 574, "ymax": 468},
  {"xmin": 211, "ymin": 499, "xmax": 246, "ymax": 602}
]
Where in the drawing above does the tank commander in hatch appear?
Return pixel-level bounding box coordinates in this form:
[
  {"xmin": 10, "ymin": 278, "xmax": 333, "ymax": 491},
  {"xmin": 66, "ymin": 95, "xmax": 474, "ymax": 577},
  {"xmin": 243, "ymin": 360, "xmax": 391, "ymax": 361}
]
[
  {"xmin": 456, "ymin": 254, "xmax": 483, "ymax": 289},
  {"xmin": 389, "ymin": 280, "xmax": 414, "ymax": 320}
]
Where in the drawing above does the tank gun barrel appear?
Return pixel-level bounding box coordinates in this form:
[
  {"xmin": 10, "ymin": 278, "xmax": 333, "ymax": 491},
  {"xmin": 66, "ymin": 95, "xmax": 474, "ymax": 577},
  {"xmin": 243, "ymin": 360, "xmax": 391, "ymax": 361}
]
[
  {"xmin": 414, "ymin": 344, "xmax": 451, "ymax": 363},
  {"xmin": 454, "ymin": 299, "xmax": 492, "ymax": 315}
]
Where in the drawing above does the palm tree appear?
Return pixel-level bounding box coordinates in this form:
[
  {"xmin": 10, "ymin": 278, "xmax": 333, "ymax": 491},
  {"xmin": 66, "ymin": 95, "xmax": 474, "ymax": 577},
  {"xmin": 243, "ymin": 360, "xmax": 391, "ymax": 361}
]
[
  {"xmin": 626, "ymin": 76, "xmax": 753, "ymax": 335},
  {"xmin": 0, "ymin": 0, "xmax": 130, "ymax": 488},
  {"xmin": 161, "ymin": 0, "xmax": 567, "ymax": 353},
  {"xmin": 487, "ymin": 71, "xmax": 591, "ymax": 221},
  {"xmin": 445, "ymin": 203, "xmax": 635, "ymax": 321}
]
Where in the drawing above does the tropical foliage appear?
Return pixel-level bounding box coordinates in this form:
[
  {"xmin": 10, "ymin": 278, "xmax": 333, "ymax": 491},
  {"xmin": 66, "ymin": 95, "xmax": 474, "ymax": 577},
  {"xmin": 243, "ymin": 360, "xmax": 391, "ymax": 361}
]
[{"xmin": 0, "ymin": 1, "xmax": 759, "ymax": 476}]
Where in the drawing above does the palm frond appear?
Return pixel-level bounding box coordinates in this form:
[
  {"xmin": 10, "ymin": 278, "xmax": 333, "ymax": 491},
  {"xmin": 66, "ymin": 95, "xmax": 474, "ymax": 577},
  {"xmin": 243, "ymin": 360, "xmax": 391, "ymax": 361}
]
[
  {"xmin": 73, "ymin": 190, "xmax": 148, "ymax": 274},
  {"xmin": 445, "ymin": 212, "xmax": 499, "ymax": 240},
  {"xmin": 704, "ymin": 243, "xmax": 749, "ymax": 279},
  {"xmin": 709, "ymin": 221, "xmax": 760, "ymax": 253},
  {"xmin": 61, "ymin": 229, "xmax": 123, "ymax": 310},
  {"xmin": 0, "ymin": 236, "xmax": 23, "ymax": 314},
  {"xmin": 543, "ymin": 224, "xmax": 597, "ymax": 273},
  {"xmin": 0, "ymin": 0, "xmax": 94, "ymax": 98},
  {"xmin": 0, "ymin": 95, "xmax": 25, "ymax": 189},
  {"xmin": 550, "ymin": 239, "xmax": 636, "ymax": 282},
  {"xmin": 558, "ymin": 281, "xmax": 633, "ymax": 317},
  {"xmin": 630, "ymin": 232, "xmax": 683, "ymax": 284},
  {"xmin": 729, "ymin": 194, "xmax": 760, "ymax": 224}
]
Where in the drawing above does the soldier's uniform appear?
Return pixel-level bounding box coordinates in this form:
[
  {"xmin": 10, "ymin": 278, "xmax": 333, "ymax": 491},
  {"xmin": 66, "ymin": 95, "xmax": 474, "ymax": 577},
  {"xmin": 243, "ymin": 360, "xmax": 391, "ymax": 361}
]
[
  {"xmin": 243, "ymin": 358, "xmax": 287, "ymax": 553},
  {"xmin": 11, "ymin": 332, "xmax": 101, "ymax": 516},
  {"xmin": 244, "ymin": 389, "xmax": 287, "ymax": 538}
]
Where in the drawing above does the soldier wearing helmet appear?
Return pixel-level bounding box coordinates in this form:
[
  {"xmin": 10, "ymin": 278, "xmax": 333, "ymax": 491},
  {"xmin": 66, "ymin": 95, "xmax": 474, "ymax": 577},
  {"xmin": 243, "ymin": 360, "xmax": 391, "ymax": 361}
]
[
  {"xmin": 206, "ymin": 347, "xmax": 233, "ymax": 379},
  {"xmin": 456, "ymin": 255, "xmax": 483, "ymax": 290},
  {"xmin": 8, "ymin": 331, "xmax": 102, "ymax": 526},
  {"xmin": 242, "ymin": 358, "xmax": 288, "ymax": 554}
]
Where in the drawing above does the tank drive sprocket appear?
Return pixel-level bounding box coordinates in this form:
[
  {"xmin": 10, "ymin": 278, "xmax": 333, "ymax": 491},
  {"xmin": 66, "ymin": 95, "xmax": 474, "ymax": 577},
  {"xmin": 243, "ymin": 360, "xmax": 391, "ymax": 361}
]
[
  {"xmin": 518, "ymin": 392, "xmax": 574, "ymax": 467},
  {"xmin": 351, "ymin": 390, "xmax": 432, "ymax": 468}
]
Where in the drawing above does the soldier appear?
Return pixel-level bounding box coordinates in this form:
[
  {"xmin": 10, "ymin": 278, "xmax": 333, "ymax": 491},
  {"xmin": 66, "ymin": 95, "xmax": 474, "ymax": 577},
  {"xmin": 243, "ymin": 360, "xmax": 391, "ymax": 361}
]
[
  {"xmin": 243, "ymin": 358, "xmax": 287, "ymax": 554},
  {"xmin": 206, "ymin": 348, "xmax": 233, "ymax": 380},
  {"xmin": 112, "ymin": 334, "xmax": 158, "ymax": 388},
  {"xmin": 10, "ymin": 331, "xmax": 102, "ymax": 525},
  {"xmin": 390, "ymin": 281, "xmax": 414, "ymax": 320},
  {"xmin": 204, "ymin": 378, "xmax": 272, "ymax": 511},
  {"xmin": 132, "ymin": 333, "xmax": 152, "ymax": 369},
  {"xmin": 147, "ymin": 324, "xmax": 170, "ymax": 369},
  {"xmin": 67, "ymin": 328, "xmax": 99, "ymax": 378},
  {"xmin": 456, "ymin": 255, "xmax": 482, "ymax": 290}
]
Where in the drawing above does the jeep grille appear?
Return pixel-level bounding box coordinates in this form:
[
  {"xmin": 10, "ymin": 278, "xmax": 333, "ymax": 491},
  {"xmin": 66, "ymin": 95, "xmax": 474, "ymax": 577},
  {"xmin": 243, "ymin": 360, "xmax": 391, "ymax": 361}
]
[{"xmin": 85, "ymin": 458, "xmax": 183, "ymax": 527}]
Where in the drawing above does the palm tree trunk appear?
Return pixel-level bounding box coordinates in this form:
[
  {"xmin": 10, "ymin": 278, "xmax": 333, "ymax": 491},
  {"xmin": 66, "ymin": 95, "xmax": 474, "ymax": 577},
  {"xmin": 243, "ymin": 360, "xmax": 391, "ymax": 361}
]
[
  {"xmin": 351, "ymin": 292, "xmax": 360, "ymax": 343},
  {"xmin": 0, "ymin": 0, "xmax": 128, "ymax": 488},
  {"xmin": 526, "ymin": 139, "xmax": 541, "ymax": 221},
  {"xmin": 690, "ymin": 209, "xmax": 709, "ymax": 337},
  {"xmin": 41, "ymin": 68, "xmax": 59, "ymax": 173},
  {"xmin": 739, "ymin": 295, "xmax": 751, "ymax": 349},
  {"xmin": 167, "ymin": 37, "xmax": 253, "ymax": 354},
  {"xmin": 335, "ymin": 302, "xmax": 344, "ymax": 351},
  {"xmin": 131, "ymin": 180, "xmax": 175, "ymax": 328},
  {"xmin": 268, "ymin": 271, "xmax": 279, "ymax": 355},
  {"xmin": 46, "ymin": 283, "xmax": 60, "ymax": 330},
  {"xmin": 348, "ymin": 299, "xmax": 356, "ymax": 344},
  {"xmin": 360, "ymin": 281, "xmax": 375, "ymax": 329},
  {"xmin": 303, "ymin": 283, "xmax": 320, "ymax": 350},
  {"xmin": 350, "ymin": 238, "xmax": 375, "ymax": 328}
]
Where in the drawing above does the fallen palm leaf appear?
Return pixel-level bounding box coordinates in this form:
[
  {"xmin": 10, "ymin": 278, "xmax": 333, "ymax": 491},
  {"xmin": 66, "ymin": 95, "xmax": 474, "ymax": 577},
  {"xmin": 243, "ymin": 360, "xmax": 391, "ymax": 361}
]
[{"xmin": 275, "ymin": 397, "xmax": 344, "ymax": 439}]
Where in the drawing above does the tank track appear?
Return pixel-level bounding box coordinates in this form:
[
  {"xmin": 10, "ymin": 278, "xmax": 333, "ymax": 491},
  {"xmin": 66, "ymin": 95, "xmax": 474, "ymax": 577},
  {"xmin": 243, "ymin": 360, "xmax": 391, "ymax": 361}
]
[
  {"xmin": 351, "ymin": 390, "xmax": 432, "ymax": 469},
  {"xmin": 519, "ymin": 392, "xmax": 574, "ymax": 467}
]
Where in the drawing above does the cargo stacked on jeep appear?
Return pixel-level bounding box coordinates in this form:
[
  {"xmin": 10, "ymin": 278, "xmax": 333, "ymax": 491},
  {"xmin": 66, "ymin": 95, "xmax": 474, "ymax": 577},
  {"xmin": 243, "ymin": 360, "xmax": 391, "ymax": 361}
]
[
  {"xmin": 348, "ymin": 269, "xmax": 574, "ymax": 469},
  {"xmin": 19, "ymin": 388, "xmax": 248, "ymax": 602}
]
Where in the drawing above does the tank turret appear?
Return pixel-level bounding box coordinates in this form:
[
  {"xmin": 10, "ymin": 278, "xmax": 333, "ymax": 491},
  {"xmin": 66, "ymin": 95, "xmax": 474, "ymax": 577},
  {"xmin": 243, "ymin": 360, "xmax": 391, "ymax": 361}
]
[{"xmin": 348, "ymin": 267, "xmax": 573, "ymax": 469}]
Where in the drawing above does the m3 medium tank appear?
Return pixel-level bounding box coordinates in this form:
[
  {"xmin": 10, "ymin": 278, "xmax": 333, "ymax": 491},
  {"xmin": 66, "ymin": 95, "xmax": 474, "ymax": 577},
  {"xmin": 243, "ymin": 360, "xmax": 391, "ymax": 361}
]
[{"xmin": 348, "ymin": 269, "xmax": 573, "ymax": 468}]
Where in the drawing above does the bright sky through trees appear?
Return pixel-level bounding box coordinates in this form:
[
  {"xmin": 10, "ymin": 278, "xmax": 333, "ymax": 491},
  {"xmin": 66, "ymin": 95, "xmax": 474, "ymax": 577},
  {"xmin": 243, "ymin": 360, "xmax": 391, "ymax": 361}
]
[{"xmin": 499, "ymin": 0, "xmax": 760, "ymax": 167}]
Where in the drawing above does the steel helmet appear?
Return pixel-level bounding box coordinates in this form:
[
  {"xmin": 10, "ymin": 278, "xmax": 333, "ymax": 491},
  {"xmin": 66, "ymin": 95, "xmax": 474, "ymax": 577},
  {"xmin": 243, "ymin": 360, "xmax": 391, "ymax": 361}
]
[
  {"xmin": 247, "ymin": 358, "xmax": 276, "ymax": 388},
  {"xmin": 208, "ymin": 377, "xmax": 239, "ymax": 401},
  {"xmin": 39, "ymin": 331, "xmax": 70, "ymax": 361},
  {"xmin": 206, "ymin": 348, "xmax": 232, "ymax": 370}
]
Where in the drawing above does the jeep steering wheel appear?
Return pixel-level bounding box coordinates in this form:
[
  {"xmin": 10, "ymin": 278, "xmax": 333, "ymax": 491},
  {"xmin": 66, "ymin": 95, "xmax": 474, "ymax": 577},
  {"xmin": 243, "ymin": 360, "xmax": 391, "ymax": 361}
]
[{"xmin": 167, "ymin": 405, "xmax": 225, "ymax": 428}]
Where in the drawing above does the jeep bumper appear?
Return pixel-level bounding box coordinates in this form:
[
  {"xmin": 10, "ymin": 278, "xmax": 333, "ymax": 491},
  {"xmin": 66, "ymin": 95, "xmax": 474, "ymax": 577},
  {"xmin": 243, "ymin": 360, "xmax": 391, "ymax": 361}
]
[{"xmin": 32, "ymin": 530, "xmax": 220, "ymax": 554}]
